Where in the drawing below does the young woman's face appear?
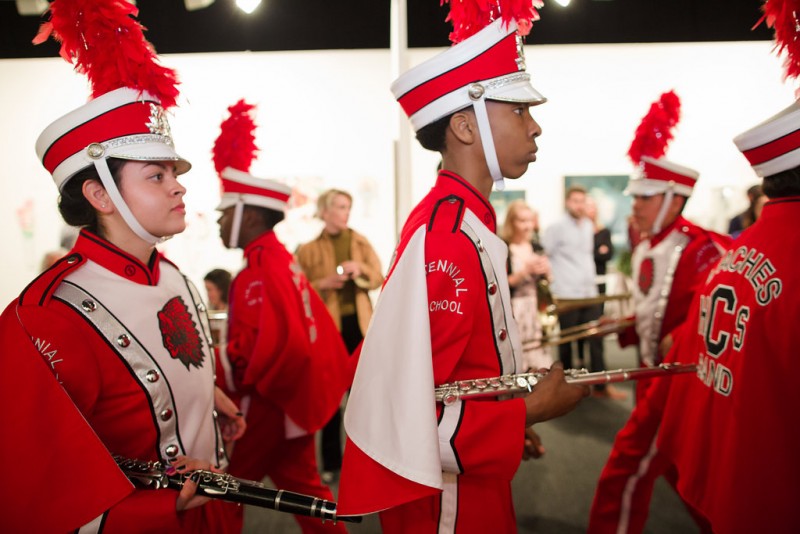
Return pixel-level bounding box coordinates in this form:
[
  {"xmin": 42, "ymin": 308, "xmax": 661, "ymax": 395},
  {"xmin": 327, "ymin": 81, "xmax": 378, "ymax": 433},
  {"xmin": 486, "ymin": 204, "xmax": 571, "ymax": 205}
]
[
  {"xmin": 486, "ymin": 101, "xmax": 542, "ymax": 180},
  {"xmin": 321, "ymin": 193, "xmax": 352, "ymax": 234},
  {"xmin": 119, "ymin": 161, "xmax": 187, "ymax": 237},
  {"xmin": 204, "ymin": 280, "xmax": 223, "ymax": 309},
  {"xmin": 512, "ymin": 207, "xmax": 536, "ymax": 240}
]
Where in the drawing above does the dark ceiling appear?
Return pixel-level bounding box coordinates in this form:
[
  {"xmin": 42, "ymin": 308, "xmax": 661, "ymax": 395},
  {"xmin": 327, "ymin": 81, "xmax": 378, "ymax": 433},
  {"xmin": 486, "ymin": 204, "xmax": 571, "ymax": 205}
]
[{"xmin": 0, "ymin": 0, "xmax": 773, "ymax": 59}]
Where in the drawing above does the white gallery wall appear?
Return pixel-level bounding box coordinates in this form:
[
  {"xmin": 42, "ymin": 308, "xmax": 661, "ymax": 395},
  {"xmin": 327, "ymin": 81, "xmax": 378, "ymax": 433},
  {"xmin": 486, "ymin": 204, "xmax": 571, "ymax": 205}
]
[{"xmin": 0, "ymin": 40, "xmax": 794, "ymax": 306}]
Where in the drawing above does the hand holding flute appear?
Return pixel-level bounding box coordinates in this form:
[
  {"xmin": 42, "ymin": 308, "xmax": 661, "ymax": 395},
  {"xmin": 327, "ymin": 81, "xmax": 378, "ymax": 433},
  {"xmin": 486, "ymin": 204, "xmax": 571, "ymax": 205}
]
[{"xmin": 522, "ymin": 362, "xmax": 590, "ymax": 427}]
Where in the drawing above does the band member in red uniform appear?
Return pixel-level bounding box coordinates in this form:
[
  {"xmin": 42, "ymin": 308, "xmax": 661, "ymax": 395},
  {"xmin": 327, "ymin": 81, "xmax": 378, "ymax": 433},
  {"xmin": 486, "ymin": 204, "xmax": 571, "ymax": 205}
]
[
  {"xmin": 656, "ymin": 7, "xmax": 800, "ymax": 526},
  {"xmin": 212, "ymin": 100, "xmax": 349, "ymax": 533},
  {"xmin": 588, "ymin": 158, "xmax": 729, "ymax": 533},
  {"xmin": 0, "ymin": 1, "xmax": 243, "ymax": 532},
  {"xmin": 337, "ymin": 5, "xmax": 588, "ymax": 532}
]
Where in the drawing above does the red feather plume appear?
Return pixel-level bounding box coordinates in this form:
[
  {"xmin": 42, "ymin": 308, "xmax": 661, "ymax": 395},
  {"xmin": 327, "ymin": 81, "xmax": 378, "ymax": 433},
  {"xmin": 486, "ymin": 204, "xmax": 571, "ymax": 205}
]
[
  {"xmin": 761, "ymin": 0, "xmax": 800, "ymax": 82},
  {"xmin": 32, "ymin": 0, "xmax": 180, "ymax": 109},
  {"xmin": 441, "ymin": 0, "xmax": 543, "ymax": 43},
  {"xmin": 212, "ymin": 100, "xmax": 259, "ymax": 176},
  {"xmin": 627, "ymin": 90, "xmax": 682, "ymax": 165}
]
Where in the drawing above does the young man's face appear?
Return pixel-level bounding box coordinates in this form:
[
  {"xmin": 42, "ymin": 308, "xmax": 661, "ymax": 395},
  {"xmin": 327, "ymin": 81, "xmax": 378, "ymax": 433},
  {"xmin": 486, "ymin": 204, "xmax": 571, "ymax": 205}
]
[
  {"xmin": 485, "ymin": 101, "xmax": 542, "ymax": 180},
  {"xmin": 565, "ymin": 191, "xmax": 586, "ymax": 219},
  {"xmin": 631, "ymin": 193, "xmax": 683, "ymax": 235},
  {"xmin": 217, "ymin": 206, "xmax": 236, "ymax": 249}
]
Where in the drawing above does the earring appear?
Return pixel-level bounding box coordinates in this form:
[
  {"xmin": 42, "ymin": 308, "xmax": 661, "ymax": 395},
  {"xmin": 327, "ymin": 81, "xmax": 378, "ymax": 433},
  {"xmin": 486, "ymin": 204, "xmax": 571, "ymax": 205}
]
[{"xmin": 101, "ymin": 203, "xmax": 106, "ymax": 208}]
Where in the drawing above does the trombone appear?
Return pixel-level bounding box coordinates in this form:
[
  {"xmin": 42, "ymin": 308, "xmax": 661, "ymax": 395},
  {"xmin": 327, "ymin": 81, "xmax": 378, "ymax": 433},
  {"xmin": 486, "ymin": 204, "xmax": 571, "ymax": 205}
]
[{"xmin": 528, "ymin": 279, "xmax": 633, "ymax": 348}]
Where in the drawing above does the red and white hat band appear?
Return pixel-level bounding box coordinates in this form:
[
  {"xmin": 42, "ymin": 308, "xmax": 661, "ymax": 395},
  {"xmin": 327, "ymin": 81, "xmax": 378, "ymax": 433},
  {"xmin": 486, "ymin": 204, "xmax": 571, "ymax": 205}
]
[
  {"xmin": 741, "ymin": 128, "xmax": 800, "ymax": 167},
  {"xmin": 641, "ymin": 159, "xmax": 697, "ymax": 189},
  {"xmin": 42, "ymin": 101, "xmax": 155, "ymax": 174},
  {"xmin": 391, "ymin": 18, "xmax": 545, "ymax": 133},
  {"xmin": 36, "ymin": 87, "xmax": 188, "ymax": 190},
  {"xmin": 625, "ymin": 156, "xmax": 698, "ymax": 197},
  {"xmin": 396, "ymin": 33, "xmax": 519, "ymax": 118},
  {"xmin": 218, "ymin": 167, "xmax": 291, "ymax": 212},
  {"xmin": 734, "ymin": 100, "xmax": 800, "ymax": 177}
]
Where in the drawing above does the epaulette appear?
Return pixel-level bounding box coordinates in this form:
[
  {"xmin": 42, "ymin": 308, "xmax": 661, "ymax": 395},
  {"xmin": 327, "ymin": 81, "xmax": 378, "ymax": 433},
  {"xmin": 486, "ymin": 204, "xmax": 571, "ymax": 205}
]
[
  {"xmin": 427, "ymin": 194, "xmax": 465, "ymax": 233},
  {"xmin": 18, "ymin": 253, "xmax": 86, "ymax": 308}
]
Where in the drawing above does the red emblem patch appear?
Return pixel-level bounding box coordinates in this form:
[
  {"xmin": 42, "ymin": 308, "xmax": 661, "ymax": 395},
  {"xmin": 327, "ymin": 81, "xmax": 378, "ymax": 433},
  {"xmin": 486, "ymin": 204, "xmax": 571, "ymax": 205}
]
[
  {"xmin": 638, "ymin": 257, "xmax": 654, "ymax": 295},
  {"xmin": 158, "ymin": 296, "xmax": 205, "ymax": 370}
]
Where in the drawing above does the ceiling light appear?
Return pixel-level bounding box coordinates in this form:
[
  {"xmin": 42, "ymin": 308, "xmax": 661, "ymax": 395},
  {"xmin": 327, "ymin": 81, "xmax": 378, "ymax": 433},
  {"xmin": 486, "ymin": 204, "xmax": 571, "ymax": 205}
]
[
  {"xmin": 15, "ymin": 0, "xmax": 49, "ymax": 16},
  {"xmin": 236, "ymin": 0, "xmax": 261, "ymax": 14},
  {"xmin": 553, "ymin": 0, "xmax": 571, "ymax": 6},
  {"xmin": 185, "ymin": 0, "xmax": 215, "ymax": 10}
]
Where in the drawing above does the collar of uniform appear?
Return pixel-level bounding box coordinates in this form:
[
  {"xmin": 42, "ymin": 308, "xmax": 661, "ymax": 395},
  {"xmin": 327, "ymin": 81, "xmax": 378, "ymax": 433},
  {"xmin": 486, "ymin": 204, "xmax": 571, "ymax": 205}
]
[
  {"xmin": 435, "ymin": 170, "xmax": 497, "ymax": 231},
  {"xmin": 72, "ymin": 229, "xmax": 162, "ymax": 286},
  {"xmin": 758, "ymin": 195, "xmax": 800, "ymax": 223},
  {"xmin": 649, "ymin": 215, "xmax": 689, "ymax": 247},
  {"xmin": 243, "ymin": 230, "xmax": 280, "ymax": 266}
]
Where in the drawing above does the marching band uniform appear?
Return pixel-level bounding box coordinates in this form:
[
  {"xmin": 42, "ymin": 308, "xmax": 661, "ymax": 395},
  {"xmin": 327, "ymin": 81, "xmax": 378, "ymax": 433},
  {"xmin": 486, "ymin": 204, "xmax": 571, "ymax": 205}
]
[
  {"xmin": 658, "ymin": 100, "xmax": 800, "ymax": 533},
  {"xmin": 225, "ymin": 229, "xmax": 349, "ymax": 534},
  {"xmin": 2, "ymin": 230, "xmax": 231, "ymax": 533},
  {"xmin": 212, "ymin": 103, "xmax": 349, "ymax": 533},
  {"xmin": 339, "ymin": 14, "xmax": 552, "ymax": 533},
  {"xmin": 589, "ymin": 158, "xmax": 728, "ymax": 534},
  {"xmin": 0, "ymin": 6, "xmax": 236, "ymax": 521},
  {"xmin": 342, "ymin": 171, "xmax": 527, "ymax": 532}
]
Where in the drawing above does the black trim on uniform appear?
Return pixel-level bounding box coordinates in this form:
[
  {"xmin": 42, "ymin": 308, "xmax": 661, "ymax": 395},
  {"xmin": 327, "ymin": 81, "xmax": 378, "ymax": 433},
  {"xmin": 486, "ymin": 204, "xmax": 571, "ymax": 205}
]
[
  {"xmin": 449, "ymin": 401, "xmax": 466, "ymax": 475},
  {"xmin": 82, "ymin": 231, "xmax": 155, "ymax": 286},
  {"xmin": 439, "ymin": 170, "xmax": 495, "ymax": 222},
  {"xmin": 428, "ymin": 194, "xmax": 464, "ymax": 233}
]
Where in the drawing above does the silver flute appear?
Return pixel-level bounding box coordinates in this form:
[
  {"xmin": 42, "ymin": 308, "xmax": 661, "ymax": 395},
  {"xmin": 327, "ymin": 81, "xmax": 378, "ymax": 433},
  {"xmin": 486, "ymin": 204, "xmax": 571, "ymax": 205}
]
[{"xmin": 435, "ymin": 363, "xmax": 697, "ymax": 406}]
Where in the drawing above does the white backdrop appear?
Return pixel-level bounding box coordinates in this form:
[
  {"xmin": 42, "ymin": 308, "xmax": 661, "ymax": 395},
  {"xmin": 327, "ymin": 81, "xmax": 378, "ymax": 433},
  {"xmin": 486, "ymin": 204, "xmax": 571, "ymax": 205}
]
[{"xmin": 0, "ymin": 40, "xmax": 794, "ymax": 306}]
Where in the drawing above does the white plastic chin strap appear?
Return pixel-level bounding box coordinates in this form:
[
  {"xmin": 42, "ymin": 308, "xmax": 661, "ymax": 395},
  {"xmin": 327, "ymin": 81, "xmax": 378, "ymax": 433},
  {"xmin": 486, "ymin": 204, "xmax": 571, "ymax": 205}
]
[
  {"xmin": 93, "ymin": 158, "xmax": 163, "ymax": 245},
  {"xmin": 472, "ymin": 96, "xmax": 506, "ymax": 191},
  {"xmin": 228, "ymin": 200, "xmax": 245, "ymax": 249},
  {"xmin": 651, "ymin": 188, "xmax": 674, "ymax": 235}
]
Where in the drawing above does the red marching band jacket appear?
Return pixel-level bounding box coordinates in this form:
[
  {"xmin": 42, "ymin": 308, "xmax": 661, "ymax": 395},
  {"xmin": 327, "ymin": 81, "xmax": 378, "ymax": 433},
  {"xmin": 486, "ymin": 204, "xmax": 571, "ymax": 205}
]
[
  {"xmin": 0, "ymin": 230, "xmax": 231, "ymax": 533},
  {"xmin": 658, "ymin": 198, "xmax": 800, "ymax": 533},
  {"xmin": 339, "ymin": 172, "xmax": 527, "ymax": 532},
  {"xmin": 223, "ymin": 230, "xmax": 350, "ymax": 434}
]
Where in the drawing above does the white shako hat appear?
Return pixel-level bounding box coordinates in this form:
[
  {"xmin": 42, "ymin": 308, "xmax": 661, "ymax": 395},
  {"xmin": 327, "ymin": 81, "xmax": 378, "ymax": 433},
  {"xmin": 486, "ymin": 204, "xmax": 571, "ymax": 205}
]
[
  {"xmin": 32, "ymin": 0, "xmax": 189, "ymax": 245},
  {"xmin": 212, "ymin": 99, "xmax": 292, "ymax": 248},
  {"xmin": 217, "ymin": 168, "xmax": 292, "ymax": 212},
  {"xmin": 625, "ymin": 156, "xmax": 699, "ymax": 198},
  {"xmin": 36, "ymin": 87, "xmax": 190, "ymax": 191},
  {"xmin": 391, "ymin": 17, "xmax": 545, "ymax": 191},
  {"xmin": 733, "ymin": 99, "xmax": 800, "ymax": 177}
]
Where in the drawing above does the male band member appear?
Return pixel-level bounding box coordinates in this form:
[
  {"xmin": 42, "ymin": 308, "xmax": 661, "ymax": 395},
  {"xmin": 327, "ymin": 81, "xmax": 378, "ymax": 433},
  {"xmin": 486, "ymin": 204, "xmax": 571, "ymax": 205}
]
[
  {"xmin": 337, "ymin": 11, "xmax": 588, "ymax": 532},
  {"xmin": 588, "ymin": 157, "xmax": 729, "ymax": 533},
  {"xmin": 657, "ymin": 98, "xmax": 800, "ymax": 533},
  {"xmin": 213, "ymin": 101, "xmax": 350, "ymax": 533}
]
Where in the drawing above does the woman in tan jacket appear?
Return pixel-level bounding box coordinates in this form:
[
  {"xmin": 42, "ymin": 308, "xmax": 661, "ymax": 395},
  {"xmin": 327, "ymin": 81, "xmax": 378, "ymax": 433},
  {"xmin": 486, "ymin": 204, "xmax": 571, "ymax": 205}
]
[{"xmin": 295, "ymin": 189, "xmax": 384, "ymax": 482}]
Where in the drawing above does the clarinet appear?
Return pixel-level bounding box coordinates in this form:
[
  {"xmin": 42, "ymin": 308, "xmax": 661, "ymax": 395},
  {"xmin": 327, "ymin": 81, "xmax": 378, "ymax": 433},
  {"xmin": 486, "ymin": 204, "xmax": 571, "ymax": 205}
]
[
  {"xmin": 435, "ymin": 363, "xmax": 697, "ymax": 406},
  {"xmin": 114, "ymin": 456, "xmax": 361, "ymax": 524}
]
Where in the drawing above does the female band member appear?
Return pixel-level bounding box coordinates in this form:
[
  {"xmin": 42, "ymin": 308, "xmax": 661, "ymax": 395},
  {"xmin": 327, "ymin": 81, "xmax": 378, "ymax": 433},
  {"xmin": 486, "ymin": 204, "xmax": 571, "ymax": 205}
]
[{"xmin": 0, "ymin": 1, "xmax": 244, "ymax": 531}]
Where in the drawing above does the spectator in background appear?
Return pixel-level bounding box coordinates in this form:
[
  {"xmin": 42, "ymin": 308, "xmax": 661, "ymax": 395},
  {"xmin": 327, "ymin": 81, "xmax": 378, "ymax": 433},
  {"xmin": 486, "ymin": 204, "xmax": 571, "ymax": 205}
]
[
  {"xmin": 501, "ymin": 200, "xmax": 552, "ymax": 371},
  {"xmin": 727, "ymin": 184, "xmax": 763, "ymax": 236},
  {"xmin": 585, "ymin": 197, "xmax": 614, "ymax": 295},
  {"xmin": 584, "ymin": 196, "xmax": 626, "ymax": 399},
  {"xmin": 295, "ymin": 188, "xmax": 384, "ymax": 484},
  {"xmin": 204, "ymin": 268, "xmax": 232, "ymax": 311},
  {"xmin": 542, "ymin": 185, "xmax": 602, "ymax": 371}
]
